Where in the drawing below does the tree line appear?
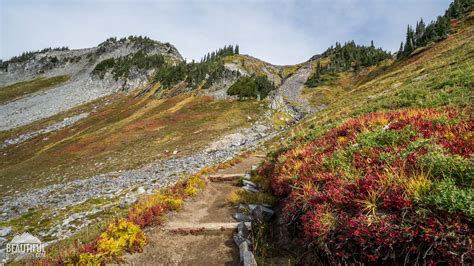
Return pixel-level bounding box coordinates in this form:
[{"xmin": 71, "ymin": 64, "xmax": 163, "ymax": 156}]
[
  {"xmin": 92, "ymin": 50, "xmax": 166, "ymax": 80},
  {"xmin": 398, "ymin": 0, "xmax": 473, "ymax": 59},
  {"xmin": 6, "ymin": 47, "xmax": 69, "ymax": 64},
  {"xmin": 306, "ymin": 41, "xmax": 391, "ymax": 87},
  {"xmin": 153, "ymin": 45, "xmax": 240, "ymax": 90},
  {"xmin": 199, "ymin": 45, "xmax": 239, "ymax": 63}
]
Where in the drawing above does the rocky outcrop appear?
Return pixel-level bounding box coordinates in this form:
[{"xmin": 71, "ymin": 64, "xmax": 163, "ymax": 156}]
[{"xmin": 0, "ymin": 37, "xmax": 183, "ymax": 131}]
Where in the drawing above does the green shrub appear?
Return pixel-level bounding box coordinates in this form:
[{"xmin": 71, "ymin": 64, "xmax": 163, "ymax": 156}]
[
  {"xmin": 425, "ymin": 178, "xmax": 474, "ymax": 218},
  {"xmin": 417, "ymin": 151, "xmax": 473, "ymax": 184},
  {"xmin": 382, "ymin": 138, "xmax": 435, "ymax": 163},
  {"xmin": 356, "ymin": 126, "xmax": 417, "ymax": 148},
  {"xmin": 227, "ymin": 75, "xmax": 275, "ymax": 99}
]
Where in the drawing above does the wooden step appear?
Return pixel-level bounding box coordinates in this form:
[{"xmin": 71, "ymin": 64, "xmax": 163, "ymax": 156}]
[
  {"xmin": 208, "ymin": 173, "xmax": 246, "ymax": 182},
  {"xmin": 165, "ymin": 222, "xmax": 250, "ymax": 235}
]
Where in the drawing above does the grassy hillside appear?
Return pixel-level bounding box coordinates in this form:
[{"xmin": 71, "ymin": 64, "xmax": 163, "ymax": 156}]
[
  {"xmin": 0, "ymin": 75, "xmax": 70, "ymax": 104},
  {"xmin": 256, "ymin": 12, "xmax": 474, "ymax": 264},
  {"xmin": 223, "ymin": 54, "xmax": 283, "ymax": 86},
  {"xmin": 0, "ymin": 84, "xmax": 263, "ymax": 197}
]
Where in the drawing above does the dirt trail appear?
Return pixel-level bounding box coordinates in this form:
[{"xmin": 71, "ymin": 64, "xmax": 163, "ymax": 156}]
[{"xmin": 123, "ymin": 155, "xmax": 264, "ymax": 266}]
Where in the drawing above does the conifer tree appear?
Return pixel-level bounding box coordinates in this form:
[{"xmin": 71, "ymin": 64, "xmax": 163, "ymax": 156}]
[
  {"xmin": 403, "ymin": 25, "xmax": 415, "ymax": 56},
  {"xmin": 315, "ymin": 61, "xmax": 321, "ymax": 81},
  {"xmin": 397, "ymin": 42, "xmax": 404, "ymax": 59},
  {"xmin": 415, "ymin": 18, "xmax": 426, "ymax": 45}
]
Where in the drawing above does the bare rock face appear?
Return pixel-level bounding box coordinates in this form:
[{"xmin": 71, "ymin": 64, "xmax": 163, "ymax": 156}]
[{"xmin": 0, "ymin": 37, "xmax": 183, "ymax": 131}]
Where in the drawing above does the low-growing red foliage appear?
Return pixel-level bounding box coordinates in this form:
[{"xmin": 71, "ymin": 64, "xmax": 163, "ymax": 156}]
[{"xmin": 262, "ymin": 108, "xmax": 473, "ymax": 264}]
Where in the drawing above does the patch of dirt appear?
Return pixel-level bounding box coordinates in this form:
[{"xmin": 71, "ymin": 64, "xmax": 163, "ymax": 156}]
[{"xmin": 123, "ymin": 155, "xmax": 264, "ymax": 265}]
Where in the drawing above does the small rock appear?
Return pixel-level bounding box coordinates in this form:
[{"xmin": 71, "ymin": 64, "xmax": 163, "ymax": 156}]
[
  {"xmin": 251, "ymin": 206, "xmax": 274, "ymax": 221},
  {"xmin": 137, "ymin": 187, "xmax": 146, "ymax": 194},
  {"xmin": 242, "ymin": 180, "xmax": 257, "ymax": 188},
  {"xmin": 239, "ymin": 241, "xmax": 249, "ymax": 262},
  {"xmin": 413, "ymin": 73, "xmax": 429, "ymax": 81},
  {"xmin": 238, "ymin": 204, "xmax": 249, "ymax": 212},
  {"xmin": 119, "ymin": 196, "xmax": 137, "ymax": 208},
  {"xmin": 243, "ymin": 251, "xmax": 257, "ymax": 266},
  {"xmin": 233, "ymin": 234, "xmax": 248, "ymax": 246},
  {"xmin": 173, "ymin": 149, "xmax": 178, "ymax": 155},
  {"xmin": 237, "ymin": 222, "xmax": 250, "ymax": 238},
  {"xmin": 233, "ymin": 212, "xmax": 251, "ymax": 222},
  {"xmin": 242, "ymin": 185, "xmax": 259, "ymax": 193},
  {"xmin": 247, "ymin": 204, "xmax": 258, "ymax": 210},
  {"xmin": 243, "ymin": 250, "xmax": 257, "ymax": 266},
  {"xmin": 0, "ymin": 227, "xmax": 12, "ymax": 237}
]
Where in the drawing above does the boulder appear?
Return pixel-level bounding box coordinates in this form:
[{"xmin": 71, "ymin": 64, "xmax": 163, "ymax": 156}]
[
  {"xmin": 0, "ymin": 227, "xmax": 12, "ymax": 237},
  {"xmin": 206, "ymin": 133, "xmax": 247, "ymax": 153}
]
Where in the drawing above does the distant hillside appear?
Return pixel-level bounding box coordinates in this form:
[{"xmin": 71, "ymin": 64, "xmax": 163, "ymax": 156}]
[{"xmin": 255, "ymin": 10, "xmax": 474, "ymax": 265}]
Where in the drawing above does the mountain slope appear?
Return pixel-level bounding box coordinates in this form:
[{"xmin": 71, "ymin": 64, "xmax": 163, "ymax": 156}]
[
  {"xmin": 0, "ymin": 7, "xmax": 472, "ymax": 265},
  {"xmin": 0, "ymin": 37, "xmax": 182, "ymax": 131},
  {"xmin": 0, "ymin": 37, "xmax": 311, "ymax": 251},
  {"xmin": 254, "ymin": 11, "xmax": 474, "ymax": 265}
]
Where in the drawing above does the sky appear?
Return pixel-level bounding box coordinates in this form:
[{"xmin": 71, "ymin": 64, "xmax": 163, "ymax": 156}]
[{"xmin": 1, "ymin": 0, "xmax": 452, "ymax": 65}]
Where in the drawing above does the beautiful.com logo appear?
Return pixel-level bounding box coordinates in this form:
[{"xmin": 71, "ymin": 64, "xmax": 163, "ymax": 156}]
[{"xmin": 5, "ymin": 232, "xmax": 45, "ymax": 261}]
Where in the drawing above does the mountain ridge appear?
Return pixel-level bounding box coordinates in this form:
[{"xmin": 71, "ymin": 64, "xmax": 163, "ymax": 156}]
[{"xmin": 0, "ymin": 2, "xmax": 472, "ymax": 264}]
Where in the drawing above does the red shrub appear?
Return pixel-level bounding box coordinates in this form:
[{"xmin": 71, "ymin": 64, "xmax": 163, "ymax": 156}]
[{"xmin": 262, "ymin": 108, "xmax": 473, "ymax": 264}]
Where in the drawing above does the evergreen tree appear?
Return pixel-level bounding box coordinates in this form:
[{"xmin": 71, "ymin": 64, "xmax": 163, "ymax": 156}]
[
  {"xmin": 415, "ymin": 18, "xmax": 426, "ymax": 45},
  {"xmin": 434, "ymin": 16, "xmax": 450, "ymax": 37},
  {"xmin": 403, "ymin": 25, "xmax": 415, "ymax": 56},
  {"xmin": 397, "ymin": 42, "xmax": 404, "ymax": 59},
  {"xmin": 316, "ymin": 61, "xmax": 321, "ymax": 81},
  {"xmin": 397, "ymin": 0, "xmax": 474, "ymax": 60},
  {"xmin": 235, "ymin": 45, "xmax": 240, "ymax": 54}
]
